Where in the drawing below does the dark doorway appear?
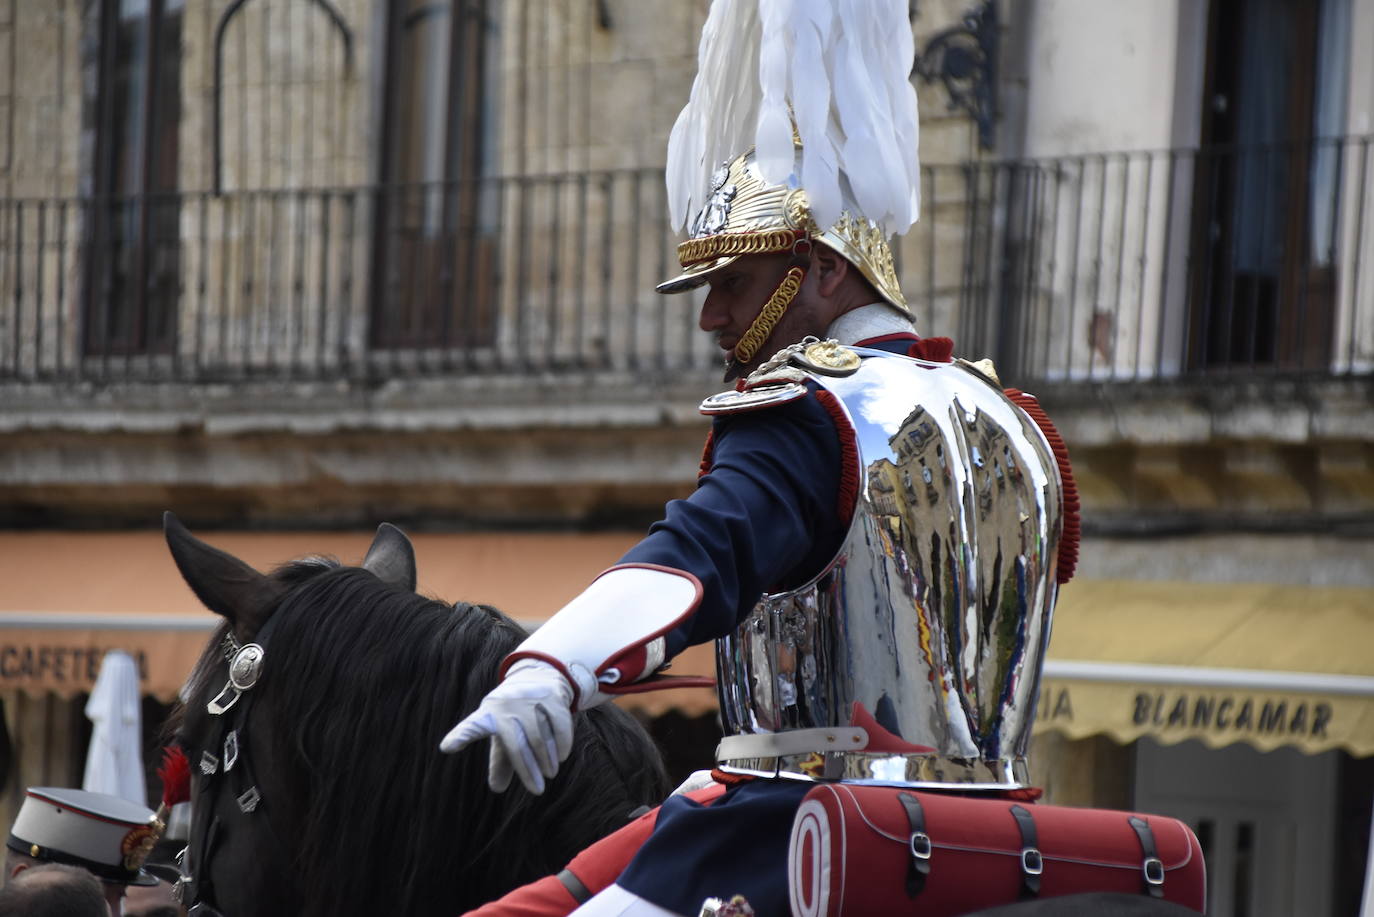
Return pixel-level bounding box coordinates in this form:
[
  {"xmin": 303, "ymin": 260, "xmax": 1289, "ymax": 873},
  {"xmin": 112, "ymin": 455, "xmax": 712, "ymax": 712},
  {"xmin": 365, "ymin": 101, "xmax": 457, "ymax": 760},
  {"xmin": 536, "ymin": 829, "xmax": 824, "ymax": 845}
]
[
  {"xmin": 371, "ymin": 0, "xmax": 501, "ymax": 351},
  {"xmin": 86, "ymin": 0, "xmax": 184, "ymax": 358},
  {"xmin": 1189, "ymin": 0, "xmax": 1350, "ymax": 371}
]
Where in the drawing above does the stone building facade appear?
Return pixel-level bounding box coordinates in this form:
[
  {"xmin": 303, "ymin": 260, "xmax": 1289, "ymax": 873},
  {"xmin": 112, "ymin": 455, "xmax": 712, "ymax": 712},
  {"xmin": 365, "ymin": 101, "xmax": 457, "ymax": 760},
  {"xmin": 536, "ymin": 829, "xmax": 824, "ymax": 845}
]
[{"xmin": 1, "ymin": 1, "xmax": 1372, "ymax": 912}]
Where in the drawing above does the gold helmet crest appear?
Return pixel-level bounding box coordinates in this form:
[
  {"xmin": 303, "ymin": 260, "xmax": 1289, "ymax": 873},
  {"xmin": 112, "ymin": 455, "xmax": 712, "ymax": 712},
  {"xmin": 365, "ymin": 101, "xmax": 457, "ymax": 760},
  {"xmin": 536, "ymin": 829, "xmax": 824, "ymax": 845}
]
[{"xmin": 657, "ymin": 147, "xmax": 908, "ymax": 319}]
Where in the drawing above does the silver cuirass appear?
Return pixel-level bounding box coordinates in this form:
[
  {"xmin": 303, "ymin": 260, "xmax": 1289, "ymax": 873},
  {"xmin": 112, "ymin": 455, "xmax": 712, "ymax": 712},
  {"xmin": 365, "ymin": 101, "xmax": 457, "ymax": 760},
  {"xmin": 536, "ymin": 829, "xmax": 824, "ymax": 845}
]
[{"xmin": 714, "ymin": 349, "xmax": 1063, "ymax": 789}]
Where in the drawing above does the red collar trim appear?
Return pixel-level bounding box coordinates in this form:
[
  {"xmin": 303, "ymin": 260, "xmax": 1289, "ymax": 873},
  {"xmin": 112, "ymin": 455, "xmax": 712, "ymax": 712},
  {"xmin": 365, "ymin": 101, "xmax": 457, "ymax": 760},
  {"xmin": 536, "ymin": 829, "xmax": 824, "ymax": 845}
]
[{"xmin": 854, "ymin": 332, "xmax": 921, "ymax": 346}]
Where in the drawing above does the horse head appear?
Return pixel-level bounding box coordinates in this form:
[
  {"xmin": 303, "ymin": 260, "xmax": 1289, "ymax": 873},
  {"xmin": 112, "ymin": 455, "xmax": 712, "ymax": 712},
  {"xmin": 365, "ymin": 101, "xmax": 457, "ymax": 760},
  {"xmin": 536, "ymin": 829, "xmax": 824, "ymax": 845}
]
[
  {"xmin": 165, "ymin": 512, "xmax": 416, "ymax": 915},
  {"xmin": 163, "ymin": 512, "xmax": 668, "ymax": 917}
]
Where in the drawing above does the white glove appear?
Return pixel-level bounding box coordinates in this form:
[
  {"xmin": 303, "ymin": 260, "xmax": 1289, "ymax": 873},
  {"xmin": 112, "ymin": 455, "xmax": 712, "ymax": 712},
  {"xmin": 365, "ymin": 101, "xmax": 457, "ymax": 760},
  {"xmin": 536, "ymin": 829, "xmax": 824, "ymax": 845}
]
[
  {"xmin": 439, "ymin": 659, "xmax": 575, "ymax": 795},
  {"xmin": 441, "ymin": 565, "xmax": 703, "ymax": 795}
]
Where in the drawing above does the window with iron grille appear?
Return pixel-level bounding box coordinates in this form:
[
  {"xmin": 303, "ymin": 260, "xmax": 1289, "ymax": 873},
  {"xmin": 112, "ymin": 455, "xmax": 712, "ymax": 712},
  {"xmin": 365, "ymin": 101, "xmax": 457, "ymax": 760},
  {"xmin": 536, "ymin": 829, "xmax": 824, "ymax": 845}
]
[
  {"xmin": 372, "ymin": 0, "xmax": 501, "ymax": 350},
  {"xmin": 1189, "ymin": 0, "xmax": 1350, "ymax": 372},
  {"xmin": 86, "ymin": 0, "xmax": 184, "ymax": 358}
]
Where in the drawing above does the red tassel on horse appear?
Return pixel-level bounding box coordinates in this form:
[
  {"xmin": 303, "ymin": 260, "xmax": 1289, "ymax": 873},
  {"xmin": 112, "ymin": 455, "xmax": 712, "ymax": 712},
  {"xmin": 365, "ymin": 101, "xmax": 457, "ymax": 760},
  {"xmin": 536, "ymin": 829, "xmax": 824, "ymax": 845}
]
[{"xmin": 158, "ymin": 745, "xmax": 192, "ymax": 810}]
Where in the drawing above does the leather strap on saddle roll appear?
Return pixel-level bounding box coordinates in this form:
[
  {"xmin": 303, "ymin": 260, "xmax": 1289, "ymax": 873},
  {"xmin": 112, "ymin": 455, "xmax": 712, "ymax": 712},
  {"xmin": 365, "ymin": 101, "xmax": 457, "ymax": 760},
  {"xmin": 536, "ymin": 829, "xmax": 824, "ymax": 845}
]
[
  {"xmin": 1128, "ymin": 815, "xmax": 1167, "ymax": 898},
  {"xmin": 1010, "ymin": 804, "xmax": 1042, "ymax": 899},
  {"xmin": 898, "ymin": 792, "xmax": 931, "ymax": 898},
  {"xmin": 501, "ymin": 564, "xmax": 715, "ymax": 710}
]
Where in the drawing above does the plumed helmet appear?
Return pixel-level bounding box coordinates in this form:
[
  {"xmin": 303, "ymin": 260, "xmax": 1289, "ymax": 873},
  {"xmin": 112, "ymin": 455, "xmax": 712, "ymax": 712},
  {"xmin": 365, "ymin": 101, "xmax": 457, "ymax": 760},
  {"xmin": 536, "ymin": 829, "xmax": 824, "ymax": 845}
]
[
  {"xmin": 658, "ymin": 0, "xmax": 922, "ymax": 338},
  {"xmin": 656, "ymin": 146, "xmax": 910, "ymax": 317}
]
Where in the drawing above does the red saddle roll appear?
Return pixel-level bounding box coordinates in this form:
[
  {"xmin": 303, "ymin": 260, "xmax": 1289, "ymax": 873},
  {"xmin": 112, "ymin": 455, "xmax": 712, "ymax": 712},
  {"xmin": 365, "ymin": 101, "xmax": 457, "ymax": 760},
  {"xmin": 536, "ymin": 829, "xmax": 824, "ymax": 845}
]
[{"xmin": 787, "ymin": 783, "xmax": 1205, "ymax": 916}]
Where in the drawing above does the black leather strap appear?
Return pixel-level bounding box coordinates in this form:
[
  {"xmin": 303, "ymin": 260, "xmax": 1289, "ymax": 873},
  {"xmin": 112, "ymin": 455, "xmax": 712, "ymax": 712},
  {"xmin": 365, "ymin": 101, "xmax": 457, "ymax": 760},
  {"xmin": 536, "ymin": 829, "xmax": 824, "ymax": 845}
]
[
  {"xmin": 1009, "ymin": 804, "xmax": 1042, "ymax": 898},
  {"xmin": 897, "ymin": 792, "xmax": 932, "ymax": 898},
  {"xmin": 188, "ymin": 614, "xmax": 292, "ymax": 915},
  {"xmin": 556, "ymin": 868, "xmax": 592, "ymax": 904},
  {"xmin": 1128, "ymin": 815, "xmax": 1166, "ymax": 898}
]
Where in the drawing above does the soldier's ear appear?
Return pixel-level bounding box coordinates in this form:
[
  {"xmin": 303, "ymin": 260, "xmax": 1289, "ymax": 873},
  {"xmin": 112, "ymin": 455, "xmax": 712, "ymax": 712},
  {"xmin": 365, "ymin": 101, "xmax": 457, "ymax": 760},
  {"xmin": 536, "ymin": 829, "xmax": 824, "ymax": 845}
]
[{"xmin": 814, "ymin": 244, "xmax": 849, "ymax": 296}]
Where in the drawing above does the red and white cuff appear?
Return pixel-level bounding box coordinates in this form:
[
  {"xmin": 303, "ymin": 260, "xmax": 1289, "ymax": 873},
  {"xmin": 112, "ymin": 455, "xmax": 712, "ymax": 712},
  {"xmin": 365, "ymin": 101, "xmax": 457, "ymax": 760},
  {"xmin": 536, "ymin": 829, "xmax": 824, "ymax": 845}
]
[{"xmin": 500, "ymin": 564, "xmax": 709, "ymax": 709}]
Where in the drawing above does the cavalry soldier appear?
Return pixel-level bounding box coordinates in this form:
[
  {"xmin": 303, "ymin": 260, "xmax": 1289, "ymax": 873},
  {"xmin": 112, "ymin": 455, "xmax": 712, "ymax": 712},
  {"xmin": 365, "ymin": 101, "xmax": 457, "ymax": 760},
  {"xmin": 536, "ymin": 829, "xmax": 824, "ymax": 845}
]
[{"xmin": 445, "ymin": 2, "xmax": 1198, "ymax": 915}]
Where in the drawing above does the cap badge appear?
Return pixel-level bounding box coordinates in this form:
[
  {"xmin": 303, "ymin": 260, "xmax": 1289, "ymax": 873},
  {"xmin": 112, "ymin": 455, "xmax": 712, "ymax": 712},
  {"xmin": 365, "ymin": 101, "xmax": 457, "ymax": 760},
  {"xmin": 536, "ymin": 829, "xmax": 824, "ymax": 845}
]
[
  {"xmin": 690, "ymin": 163, "xmax": 736, "ymax": 238},
  {"xmin": 121, "ymin": 822, "xmax": 159, "ymax": 872}
]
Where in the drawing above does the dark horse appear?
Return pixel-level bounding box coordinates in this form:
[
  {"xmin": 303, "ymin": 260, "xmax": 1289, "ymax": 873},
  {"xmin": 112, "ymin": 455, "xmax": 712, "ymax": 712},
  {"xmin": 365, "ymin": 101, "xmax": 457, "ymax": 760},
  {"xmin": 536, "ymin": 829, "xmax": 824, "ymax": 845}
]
[{"xmin": 163, "ymin": 513, "xmax": 668, "ymax": 917}]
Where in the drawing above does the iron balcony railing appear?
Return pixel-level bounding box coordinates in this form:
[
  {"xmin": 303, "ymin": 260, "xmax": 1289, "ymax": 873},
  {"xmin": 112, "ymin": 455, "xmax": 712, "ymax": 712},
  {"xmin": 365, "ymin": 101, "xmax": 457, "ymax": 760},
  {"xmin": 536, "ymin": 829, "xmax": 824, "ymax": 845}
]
[
  {"xmin": 1, "ymin": 138, "xmax": 1371, "ymax": 387},
  {"xmin": 959, "ymin": 135, "xmax": 1374, "ymax": 383}
]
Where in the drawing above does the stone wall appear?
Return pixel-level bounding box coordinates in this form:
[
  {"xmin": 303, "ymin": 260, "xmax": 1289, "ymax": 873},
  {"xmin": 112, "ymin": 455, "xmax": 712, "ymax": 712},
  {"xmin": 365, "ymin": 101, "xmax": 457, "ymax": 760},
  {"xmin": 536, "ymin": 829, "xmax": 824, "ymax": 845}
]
[
  {"xmin": 0, "ymin": 1, "xmax": 83, "ymax": 200},
  {"xmin": 183, "ymin": 0, "xmax": 374, "ymax": 193}
]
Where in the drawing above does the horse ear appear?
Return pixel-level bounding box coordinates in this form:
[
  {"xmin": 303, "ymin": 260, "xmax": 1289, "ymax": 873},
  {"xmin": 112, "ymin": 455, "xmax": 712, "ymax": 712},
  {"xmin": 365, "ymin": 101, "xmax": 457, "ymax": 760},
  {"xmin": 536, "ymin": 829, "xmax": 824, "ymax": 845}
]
[
  {"xmin": 361, "ymin": 523, "xmax": 417, "ymax": 592},
  {"xmin": 164, "ymin": 511, "xmax": 285, "ymax": 638}
]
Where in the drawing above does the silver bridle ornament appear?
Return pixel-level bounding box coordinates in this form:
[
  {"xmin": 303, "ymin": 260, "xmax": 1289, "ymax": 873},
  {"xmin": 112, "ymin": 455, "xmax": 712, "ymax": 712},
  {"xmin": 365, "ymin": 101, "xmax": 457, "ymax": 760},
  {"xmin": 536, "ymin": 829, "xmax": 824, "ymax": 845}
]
[
  {"xmin": 714, "ymin": 350, "xmax": 1064, "ymax": 789},
  {"xmin": 205, "ymin": 634, "xmax": 265, "ymax": 716}
]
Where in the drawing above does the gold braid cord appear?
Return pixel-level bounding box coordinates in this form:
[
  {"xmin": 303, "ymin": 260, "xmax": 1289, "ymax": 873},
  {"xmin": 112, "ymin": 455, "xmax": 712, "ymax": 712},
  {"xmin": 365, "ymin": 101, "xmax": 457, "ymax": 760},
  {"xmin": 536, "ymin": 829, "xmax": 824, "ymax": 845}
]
[
  {"xmin": 677, "ymin": 230, "xmax": 801, "ymax": 267},
  {"xmin": 733, "ymin": 265, "xmax": 806, "ymax": 364}
]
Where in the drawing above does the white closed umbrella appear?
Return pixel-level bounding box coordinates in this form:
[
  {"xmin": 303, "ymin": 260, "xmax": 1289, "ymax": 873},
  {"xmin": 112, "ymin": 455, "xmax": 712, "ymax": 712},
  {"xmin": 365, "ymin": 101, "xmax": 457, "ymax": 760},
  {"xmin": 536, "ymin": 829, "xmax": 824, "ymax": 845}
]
[{"xmin": 83, "ymin": 650, "xmax": 146, "ymax": 805}]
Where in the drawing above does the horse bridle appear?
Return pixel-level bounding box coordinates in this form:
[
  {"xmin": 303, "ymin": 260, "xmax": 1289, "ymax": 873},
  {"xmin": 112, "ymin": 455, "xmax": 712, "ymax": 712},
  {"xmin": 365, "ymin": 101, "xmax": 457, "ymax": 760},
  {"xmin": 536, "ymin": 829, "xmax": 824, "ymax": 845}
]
[{"xmin": 180, "ymin": 612, "xmax": 294, "ymax": 916}]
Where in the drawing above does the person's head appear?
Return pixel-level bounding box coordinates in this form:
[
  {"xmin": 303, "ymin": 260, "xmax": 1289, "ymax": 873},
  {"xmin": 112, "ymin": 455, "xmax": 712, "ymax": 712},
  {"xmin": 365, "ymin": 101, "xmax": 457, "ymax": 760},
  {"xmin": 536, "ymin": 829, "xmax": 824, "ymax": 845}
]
[
  {"xmin": 5, "ymin": 787, "xmax": 163, "ymax": 913},
  {"xmin": 6, "ymin": 836, "xmax": 130, "ymax": 914},
  {"xmin": 695, "ymin": 244, "xmax": 881, "ymax": 369},
  {"xmin": 0, "ymin": 862, "xmax": 110, "ymax": 917},
  {"xmin": 658, "ymin": 147, "xmax": 912, "ymax": 376}
]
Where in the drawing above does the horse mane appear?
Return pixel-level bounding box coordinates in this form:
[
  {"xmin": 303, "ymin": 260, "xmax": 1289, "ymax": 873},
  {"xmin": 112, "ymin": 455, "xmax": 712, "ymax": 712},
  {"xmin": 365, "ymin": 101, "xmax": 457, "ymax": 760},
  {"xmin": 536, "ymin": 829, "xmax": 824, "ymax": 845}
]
[{"xmin": 180, "ymin": 558, "xmax": 668, "ymax": 916}]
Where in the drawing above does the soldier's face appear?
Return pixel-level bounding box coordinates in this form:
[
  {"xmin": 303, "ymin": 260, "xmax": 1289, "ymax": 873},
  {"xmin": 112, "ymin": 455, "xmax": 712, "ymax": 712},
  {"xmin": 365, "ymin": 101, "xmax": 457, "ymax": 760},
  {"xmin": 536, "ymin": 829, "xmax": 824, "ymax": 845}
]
[{"xmin": 698, "ymin": 252, "xmax": 831, "ymax": 369}]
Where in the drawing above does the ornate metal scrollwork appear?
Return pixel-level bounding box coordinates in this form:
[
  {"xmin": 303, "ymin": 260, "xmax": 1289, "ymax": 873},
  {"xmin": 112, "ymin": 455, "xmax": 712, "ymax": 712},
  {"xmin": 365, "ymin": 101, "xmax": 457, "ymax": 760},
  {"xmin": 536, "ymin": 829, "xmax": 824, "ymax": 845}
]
[{"xmin": 911, "ymin": 0, "xmax": 999, "ymax": 151}]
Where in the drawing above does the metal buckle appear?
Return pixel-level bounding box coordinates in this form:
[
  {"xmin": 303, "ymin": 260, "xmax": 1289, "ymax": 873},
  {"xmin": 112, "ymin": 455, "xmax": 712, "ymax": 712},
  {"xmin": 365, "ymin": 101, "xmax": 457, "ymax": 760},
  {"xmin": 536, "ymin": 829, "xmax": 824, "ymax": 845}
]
[
  {"xmin": 236, "ymin": 787, "xmax": 261, "ymax": 814},
  {"xmin": 909, "ymin": 831, "xmax": 932, "ymax": 860},
  {"xmin": 1020, "ymin": 847, "xmax": 1044, "ymax": 876},
  {"xmin": 1143, "ymin": 856, "xmax": 1165, "ymax": 886},
  {"xmin": 199, "ymin": 751, "xmax": 219, "ymax": 775},
  {"xmin": 206, "ymin": 682, "xmax": 241, "ymax": 716},
  {"xmin": 223, "ymin": 730, "xmax": 239, "ymax": 772}
]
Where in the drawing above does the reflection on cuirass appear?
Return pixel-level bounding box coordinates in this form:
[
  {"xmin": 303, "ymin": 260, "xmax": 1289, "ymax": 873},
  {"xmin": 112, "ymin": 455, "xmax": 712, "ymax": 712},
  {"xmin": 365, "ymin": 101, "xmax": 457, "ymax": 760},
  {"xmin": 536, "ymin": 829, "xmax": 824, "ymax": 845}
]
[{"xmin": 715, "ymin": 351, "xmax": 1063, "ymax": 789}]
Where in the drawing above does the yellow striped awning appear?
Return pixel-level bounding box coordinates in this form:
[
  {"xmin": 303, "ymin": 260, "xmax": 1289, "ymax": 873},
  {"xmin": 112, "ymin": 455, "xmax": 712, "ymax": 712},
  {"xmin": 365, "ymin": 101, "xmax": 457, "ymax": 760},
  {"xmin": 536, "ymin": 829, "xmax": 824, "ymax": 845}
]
[{"xmin": 1034, "ymin": 581, "xmax": 1374, "ymax": 756}]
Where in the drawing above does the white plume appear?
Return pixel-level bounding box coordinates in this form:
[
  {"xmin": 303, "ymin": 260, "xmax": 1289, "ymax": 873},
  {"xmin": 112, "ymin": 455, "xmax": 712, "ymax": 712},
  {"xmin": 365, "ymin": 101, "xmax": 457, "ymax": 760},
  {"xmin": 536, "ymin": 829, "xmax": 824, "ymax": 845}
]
[
  {"xmin": 754, "ymin": 0, "xmax": 795, "ymax": 179},
  {"xmin": 666, "ymin": 0, "xmax": 921, "ymax": 235},
  {"xmin": 666, "ymin": 0, "xmax": 761, "ymax": 230}
]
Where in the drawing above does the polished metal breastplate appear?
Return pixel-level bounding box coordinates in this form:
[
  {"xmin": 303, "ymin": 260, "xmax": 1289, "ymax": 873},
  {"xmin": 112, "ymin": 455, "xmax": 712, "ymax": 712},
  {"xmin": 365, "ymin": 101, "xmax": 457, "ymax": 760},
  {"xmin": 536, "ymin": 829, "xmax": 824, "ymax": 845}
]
[{"xmin": 714, "ymin": 351, "xmax": 1063, "ymax": 789}]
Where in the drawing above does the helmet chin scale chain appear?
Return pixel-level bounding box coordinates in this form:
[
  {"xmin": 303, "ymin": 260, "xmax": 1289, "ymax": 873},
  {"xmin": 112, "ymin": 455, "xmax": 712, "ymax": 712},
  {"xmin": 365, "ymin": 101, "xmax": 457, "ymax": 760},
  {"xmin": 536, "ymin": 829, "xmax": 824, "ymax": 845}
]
[{"xmin": 730, "ymin": 238, "xmax": 812, "ymax": 368}]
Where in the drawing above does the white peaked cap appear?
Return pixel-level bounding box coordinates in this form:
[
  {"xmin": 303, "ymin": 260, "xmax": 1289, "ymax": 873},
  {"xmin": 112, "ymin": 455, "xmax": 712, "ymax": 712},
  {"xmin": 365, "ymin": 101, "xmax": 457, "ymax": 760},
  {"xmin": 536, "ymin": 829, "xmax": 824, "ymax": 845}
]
[{"xmin": 6, "ymin": 787, "xmax": 160, "ymax": 886}]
